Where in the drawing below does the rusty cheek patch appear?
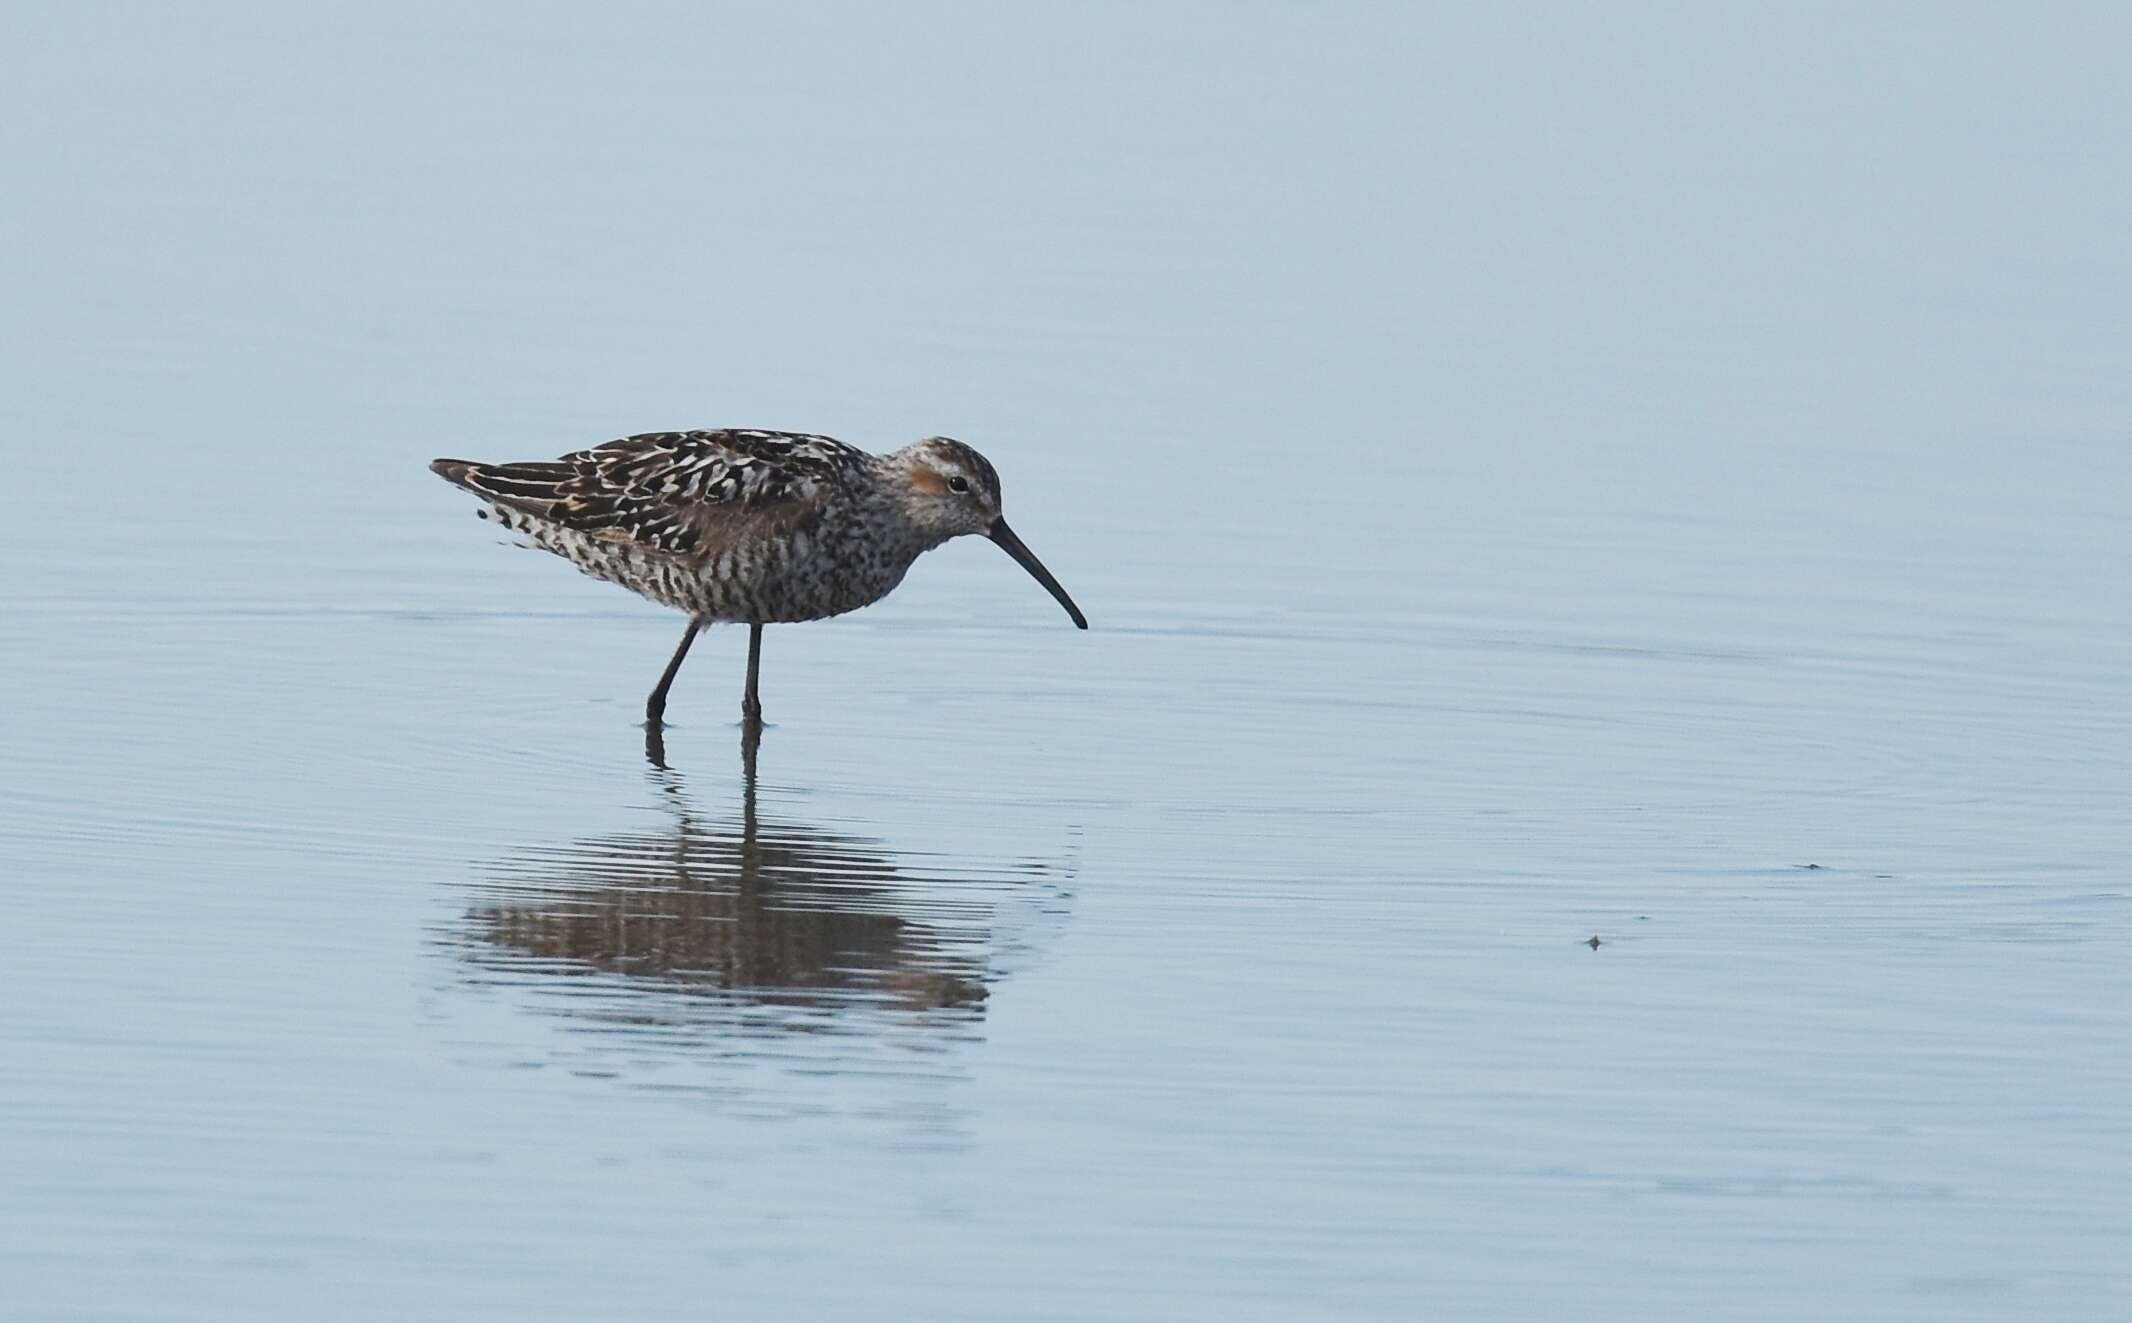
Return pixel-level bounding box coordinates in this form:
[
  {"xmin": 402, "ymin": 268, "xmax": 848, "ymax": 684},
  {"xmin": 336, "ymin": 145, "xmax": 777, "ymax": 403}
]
[{"xmin": 908, "ymin": 466, "xmax": 951, "ymax": 496}]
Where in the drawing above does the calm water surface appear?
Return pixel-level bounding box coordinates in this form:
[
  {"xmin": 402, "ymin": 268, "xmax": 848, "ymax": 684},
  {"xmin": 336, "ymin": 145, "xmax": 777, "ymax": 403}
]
[{"xmin": 4, "ymin": 5, "xmax": 2131, "ymax": 1319}]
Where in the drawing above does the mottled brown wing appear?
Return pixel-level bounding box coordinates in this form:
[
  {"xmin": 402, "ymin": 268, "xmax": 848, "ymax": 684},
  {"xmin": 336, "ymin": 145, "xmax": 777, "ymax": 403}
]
[{"xmin": 432, "ymin": 429, "xmax": 866, "ymax": 556}]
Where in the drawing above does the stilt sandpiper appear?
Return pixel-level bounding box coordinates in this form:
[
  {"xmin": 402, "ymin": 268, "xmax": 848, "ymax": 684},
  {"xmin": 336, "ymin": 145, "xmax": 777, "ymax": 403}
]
[{"xmin": 430, "ymin": 430, "xmax": 1086, "ymax": 730}]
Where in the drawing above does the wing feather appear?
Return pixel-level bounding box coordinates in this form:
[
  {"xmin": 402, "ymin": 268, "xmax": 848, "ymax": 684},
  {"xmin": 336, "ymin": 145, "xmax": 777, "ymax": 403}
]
[{"xmin": 431, "ymin": 430, "xmax": 866, "ymax": 556}]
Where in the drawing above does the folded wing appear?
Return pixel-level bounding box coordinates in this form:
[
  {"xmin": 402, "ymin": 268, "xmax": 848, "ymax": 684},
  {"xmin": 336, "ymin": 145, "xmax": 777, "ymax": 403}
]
[{"xmin": 431, "ymin": 429, "xmax": 866, "ymax": 556}]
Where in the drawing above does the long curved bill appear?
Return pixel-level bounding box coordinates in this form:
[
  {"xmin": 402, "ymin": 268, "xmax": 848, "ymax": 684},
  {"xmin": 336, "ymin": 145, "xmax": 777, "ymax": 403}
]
[{"xmin": 988, "ymin": 518, "xmax": 1088, "ymax": 629}]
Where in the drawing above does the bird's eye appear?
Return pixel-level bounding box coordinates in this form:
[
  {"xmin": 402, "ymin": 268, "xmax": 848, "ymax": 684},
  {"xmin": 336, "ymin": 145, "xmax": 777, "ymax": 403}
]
[{"xmin": 947, "ymin": 475, "xmax": 970, "ymax": 494}]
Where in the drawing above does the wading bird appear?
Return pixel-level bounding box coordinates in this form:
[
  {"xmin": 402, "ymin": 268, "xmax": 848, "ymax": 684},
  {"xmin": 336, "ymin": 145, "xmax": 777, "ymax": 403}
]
[{"xmin": 431, "ymin": 429, "xmax": 1086, "ymax": 730}]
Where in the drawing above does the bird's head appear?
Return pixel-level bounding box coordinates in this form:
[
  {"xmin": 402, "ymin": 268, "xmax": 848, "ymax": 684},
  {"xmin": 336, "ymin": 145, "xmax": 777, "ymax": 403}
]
[
  {"xmin": 900, "ymin": 437, "xmax": 1004, "ymax": 536},
  {"xmin": 893, "ymin": 437, "xmax": 1087, "ymax": 629}
]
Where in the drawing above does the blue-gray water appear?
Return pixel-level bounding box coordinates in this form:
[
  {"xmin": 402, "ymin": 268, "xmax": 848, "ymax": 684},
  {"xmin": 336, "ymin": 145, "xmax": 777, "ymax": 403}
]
[{"xmin": 5, "ymin": 5, "xmax": 2130, "ymax": 1319}]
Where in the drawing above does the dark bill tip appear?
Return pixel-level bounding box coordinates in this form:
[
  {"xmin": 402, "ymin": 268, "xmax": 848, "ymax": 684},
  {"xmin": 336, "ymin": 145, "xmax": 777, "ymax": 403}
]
[{"xmin": 988, "ymin": 518, "xmax": 1088, "ymax": 629}]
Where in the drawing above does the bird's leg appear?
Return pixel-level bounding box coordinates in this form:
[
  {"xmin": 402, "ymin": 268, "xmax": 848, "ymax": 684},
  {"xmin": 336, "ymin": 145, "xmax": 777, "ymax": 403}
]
[
  {"xmin": 646, "ymin": 617, "xmax": 703, "ymax": 727},
  {"xmin": 742, "ymin": 624, "xmax": 765, "ymax": 729}
]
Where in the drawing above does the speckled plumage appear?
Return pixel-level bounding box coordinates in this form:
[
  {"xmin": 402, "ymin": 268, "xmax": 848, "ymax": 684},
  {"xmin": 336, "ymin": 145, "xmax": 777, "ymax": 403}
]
[
  {"xmin": 429, "ymin": 427, "xmax": 1084, "ymax": 729},
  {"xmin": 438, "ymin": 430, "xmax": 970, "ymax": 622}
]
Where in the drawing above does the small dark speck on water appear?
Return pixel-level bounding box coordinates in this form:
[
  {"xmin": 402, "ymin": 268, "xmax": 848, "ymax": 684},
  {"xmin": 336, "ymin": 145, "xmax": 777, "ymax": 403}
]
[
  {"xmin": 1586, "ymin": 936, "xmax": 1603, "ymax": 950},
  {"xmin": 1797, "ymin": 863, "xmax": 1824, "ymax": 870}
]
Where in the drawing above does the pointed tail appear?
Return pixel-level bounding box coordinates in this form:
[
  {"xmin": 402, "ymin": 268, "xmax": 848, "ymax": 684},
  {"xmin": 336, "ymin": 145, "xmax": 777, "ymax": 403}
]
[{"xmin": 429, "ymin": 457, "xmax": 578, "ymax": 515}]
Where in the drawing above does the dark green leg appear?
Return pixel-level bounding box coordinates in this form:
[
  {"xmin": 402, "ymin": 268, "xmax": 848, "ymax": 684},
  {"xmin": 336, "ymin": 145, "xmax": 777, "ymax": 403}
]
[
  {"xmin": 646, "ymin": 618, "xmax": 702, "ymax": 726},
  {"xmin": 742, "ymin": 624, "xmax": 765, "ymax": 727}
]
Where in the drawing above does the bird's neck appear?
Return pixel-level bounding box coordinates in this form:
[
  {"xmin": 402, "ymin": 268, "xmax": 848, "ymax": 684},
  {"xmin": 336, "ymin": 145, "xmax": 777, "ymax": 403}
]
[{"xmin": 854, "ymin": 455, "xmax": 954, "ymax": 560}]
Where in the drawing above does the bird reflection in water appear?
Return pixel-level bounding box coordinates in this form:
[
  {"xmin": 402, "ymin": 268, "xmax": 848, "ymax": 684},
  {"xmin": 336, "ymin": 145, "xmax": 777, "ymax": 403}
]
[{"xmin": 443, "ymin": 726, "xmax": 1072, "ymax": 1077}]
